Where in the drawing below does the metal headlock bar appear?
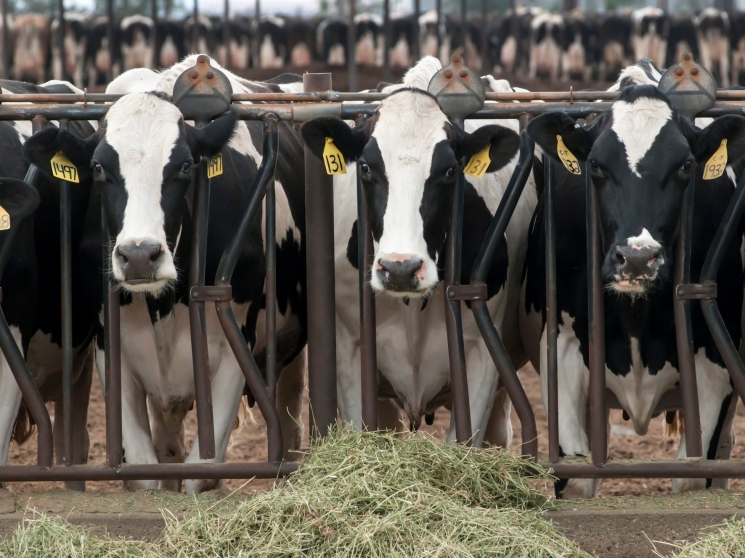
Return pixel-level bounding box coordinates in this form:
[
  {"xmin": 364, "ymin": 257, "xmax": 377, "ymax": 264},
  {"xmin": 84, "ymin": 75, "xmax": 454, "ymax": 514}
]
[{"xmin": 0, "ymin": 53, "xmax": 745, "ymax": 483}]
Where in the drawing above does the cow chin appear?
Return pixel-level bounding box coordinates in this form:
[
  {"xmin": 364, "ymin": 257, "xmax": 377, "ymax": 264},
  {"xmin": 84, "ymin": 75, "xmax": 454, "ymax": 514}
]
[
  {"xmin": 608, "ymin": 277, "xmax": 655, "ymax": 297},
  {"xmin": 112, "ymin": 262, "xmax": 178, "ymax": 297}
]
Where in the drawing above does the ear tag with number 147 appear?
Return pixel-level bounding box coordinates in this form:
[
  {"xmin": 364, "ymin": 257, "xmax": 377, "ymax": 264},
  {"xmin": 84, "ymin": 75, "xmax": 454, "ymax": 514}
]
[
  {"xmin": 464, "ymin": 146, "xmax": 491, "ymax": 178},
  {"xmin": 703, "ymin": 139, "xmax": 727, "ymax": 181},
  {"xmin": 323, "ymin": 138, "xmax": 346, "ymax": 175}
]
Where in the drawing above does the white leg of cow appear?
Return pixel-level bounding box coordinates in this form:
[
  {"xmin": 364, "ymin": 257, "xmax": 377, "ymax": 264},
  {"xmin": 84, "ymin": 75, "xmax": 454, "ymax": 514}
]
[
  {"xmin": 184, "ymin": 354, "xmax": 245, "ymax": 495},
  {"xmin": 148, "ymin": 398, "xmax": 185, "ymax": 492},
  {"xmin": 542, "ymin": 324, "xmax": 598, "ymax": 499},
  {"xmin": 120, "ymin": 368, "xmax": 159, "ymax": 492},
  {"xmin": 0, "ymin": 327, "xmax": 23, "ymax": 470},
  {"xmin": 673, "ymin": 353, "xmax": 733, "ymax": 493},
  {"xmin": 721, "ymin": 52, "xmax": 731, "ymax": 88},
  {"xmin": 276, "ymin": 349, "xmax": 305, "ymax": 461},
  {"xmin": 483, "ymin": 385, "xmax": 513, "ymax": 449},
  {"xmin": 336, "ymin": 324, "xmax": 363, "ymax": 430}
]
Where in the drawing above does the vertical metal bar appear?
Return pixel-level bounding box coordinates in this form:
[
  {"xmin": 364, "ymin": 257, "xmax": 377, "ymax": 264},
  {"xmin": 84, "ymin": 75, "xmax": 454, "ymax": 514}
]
[
  {"xmin": 265, "ymin": 181, "xmax": 277, "ymax": 402},
  {"xmin": 674, "ymin": 170, "xmax": 703, "ymax": 457},
  {"xmin": 304, "ymin": 73, "xmax": 337, "ymax": 439},
  {"xmin": 480, "ymin": 0, "xmax": 487, "ymax": 71},
  {"xmin": 57, "ymin": 119, "xmax": 73, "ymax": 468},
  {"xmin": 56, "ymin": 0, "xmax": 65, "ymax": 81},
  {"xmin": 102, "ymin": 203, "xmax": 122, "ymax": 467},
  {"xmin": 106, "ymin": 0, "xmax": 115, "ymax": 83},
  {"xmin": 383, "ymin": 0, "xmax": 391, "ymax": 82},
  {"xmin": 223, "ymin": 0, "xmax": 231, "ymax": 68},
  {"xmin": 445, "ymin": 167, "xmax": 472, "ymax": 445},
  {"xmin": 151, "ymin": 0, "xmax": 158, "ymax": 69},
  {"xmin": 0, "ymin": 0, "xmax": 7, "ymax": 80},
  {"xmin": 586, "ymin": 162, "xmax": 607, "ymax": 466},
  {"xmin": 460, "ymin": 0, "xmax": 467, "ymax": 62},
  {"xmin": 192, "ymin": 0, "xmax": 199, "ymax": 50},
  {"xmin": 347, "ymin": 0, "xmax": 357, "ymax": 92},
  {"xmin": 545, "ymin": 158, "xmax": 559, "ymax": 463},
  {"xmin": 189, "ymin": 160, "xmax": 216, "ymax": 460},
  {"xmin": 436, "ymin": 0, "xmax": 442, "ymax": 51},
  {"xmin": 357, "ymin": 162, "xmax": 378, "ymax": 431},
  {"xmin": 413, "ymin": 0, "xmax": 420, "ymax": 62},
  {"xmin": 255, "ymin": 0, "xmax": 260, "ymax": 20}
]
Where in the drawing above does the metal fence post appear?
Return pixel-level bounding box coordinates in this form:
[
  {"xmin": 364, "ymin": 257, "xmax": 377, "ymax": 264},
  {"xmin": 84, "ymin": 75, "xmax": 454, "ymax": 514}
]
[
  {"xmin": 304, "ymin": 73, "xmax": 337, "ymax": 439},
  {"xmin": 545, "ymin": 158, "xmax": 559, "ymax": 463},
  {"xmin": 347, "ymin": 0, "xmax": 357, "ymax": 93}
]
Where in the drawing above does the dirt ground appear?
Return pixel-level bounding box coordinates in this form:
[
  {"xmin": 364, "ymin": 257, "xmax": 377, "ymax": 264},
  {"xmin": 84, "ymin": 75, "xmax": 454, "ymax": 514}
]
[{"xmin": 6, "ymin": 361, "xmax": 745, "ymax": 498}]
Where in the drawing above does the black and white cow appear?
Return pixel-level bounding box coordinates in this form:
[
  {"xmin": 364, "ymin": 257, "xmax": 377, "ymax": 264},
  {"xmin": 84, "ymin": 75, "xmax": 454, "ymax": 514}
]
[
  {"xmin": 418, "ymin": 10, "xmax": 443, "ymax": 64},
  {"xmin": 121, "ymin": 15, "xmax": 154, "ymax": 71},
  {"xmin": 598, "ymin": 13, "xmax": 633, "ymax": 82},
  {"xmin": 631, "ymin": 7, "xmax": 668, "ymax": 70},
  {"xmin": 530, "ymin": 12, "xmax": 563, "ymax": 81},
  {"xmin": 697, "ymin": 8, "xmax": 730, "ymax": 88},
  {"xmin": 24, "ymin": 56, "xmax": 308, "ymax": 493},
  {"xmin": 13, "ymin": 14, "xmax": 50, "ymax": 84},
  {"xmin": 731, "ymin": 12, "xmax": 745, "ymax": 86},
  {"xmin": 562, "ymin": 10, "xmax": 597, "ymax": 82},
  {"xmin": 317, "ymin": 17, "xmax": 347, "ymax": 66},
  {"xmin": 356, "ymin": 13, "xmax": 383, "ymax": 67},
  {"xmin": 522, "ymin": 64, "xmax": 744, "ymax": 498},
  {"xmin": 156, "ymin": 18, "xmax": 187, "ymax": 70},
  {"xmin": 51, "ymin": 12, "xmax": 88, "ymax": 88},
  {"xmin": 666, "ymin": 16, "xmax": 699, "ymax": 68},
  {"xmin": 287, "ymin": 17, "xmax": 317, "ymax": 67},
  {"xmin": 389, "ymin": 15, "xmax": 415, "ymax": 69},
  {"xmin": 493, "ymin": 8, "xmax": 535, "ymax": 77},
  {"xmin": 84, "ymin": 16, "xmax": 121, "ymax": 88},
  {"xmin": 0, "ymin": 80, "xmax": 99, "ymax": 488},
  {"xmin": 302, "ymin": 57, "xmax": 537, "ymax": 444},
  {"xmin": 253, "ymin": 15, "xmax": 287, "ymax": 69},
  {"xmin": 184, "ymin": 15, "xmax": 217, "ymax": 61}
]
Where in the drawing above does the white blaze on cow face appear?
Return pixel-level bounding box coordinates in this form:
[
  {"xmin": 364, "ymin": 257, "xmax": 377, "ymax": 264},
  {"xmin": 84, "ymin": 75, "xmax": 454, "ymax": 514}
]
[
  {"xmin": 369, "ymin": 92, "xmax": 447, "ymax": 297},
  {"xmin": 106, "ymin": 93, "xmax": 181, "ymax": 293},
  {"xmin": 611, "ymin": 96, "xmax": 672, "ymax": 178}
]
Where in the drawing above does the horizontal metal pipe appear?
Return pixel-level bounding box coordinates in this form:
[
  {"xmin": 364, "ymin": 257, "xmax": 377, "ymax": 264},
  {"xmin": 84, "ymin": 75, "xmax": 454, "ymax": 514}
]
[
  {"xmin": 544, "ymin": 460, "xmax": 745, "ymax": 478},
  {"xmin": 0, "ymin": 462, "xmax": 298, "ymax": 482}
]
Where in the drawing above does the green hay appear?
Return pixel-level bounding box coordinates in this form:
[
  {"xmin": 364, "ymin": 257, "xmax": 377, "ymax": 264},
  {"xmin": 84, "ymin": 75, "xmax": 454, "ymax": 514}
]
[
  {"xmin": 0, "ymin": 427, "xmax": 590, "ymax": 558},
  {"xmin": 664, "ymin": 519, "xmax": 745, "ymax": 558}
]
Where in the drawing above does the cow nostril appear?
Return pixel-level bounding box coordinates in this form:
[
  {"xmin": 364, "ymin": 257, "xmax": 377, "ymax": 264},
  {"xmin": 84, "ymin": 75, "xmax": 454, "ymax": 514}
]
[
  {"xmin": 116, "ymin": 248, "xmax": 128, "ymax": 264},
  {"xmin": 616, "ymin": 252, "xmax": 626, "ymax": 265},
  {"xmin": 149, "ymin": 247, "xmax": 162, "ymax": 263}
]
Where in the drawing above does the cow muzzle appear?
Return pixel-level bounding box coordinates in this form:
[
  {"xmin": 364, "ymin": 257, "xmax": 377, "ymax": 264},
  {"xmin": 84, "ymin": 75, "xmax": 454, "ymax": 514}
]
[
  {"xmin": 611, "ymin": 244, "xmax": 663, "ymax": 293},
  {"xmin": 373, "ymin": 253, "xmax": 429, "ymax": 296},
  {"xmin": 113, "ymin": 239, "xmax": 173, "ymax": 293}
]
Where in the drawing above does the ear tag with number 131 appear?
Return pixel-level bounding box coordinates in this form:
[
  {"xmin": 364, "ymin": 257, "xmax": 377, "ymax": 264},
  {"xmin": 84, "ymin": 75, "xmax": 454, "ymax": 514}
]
[
  {"xmin": 323, "ymin": 138, "xmax": 346, "ymax": 175},
  {"xmin": 556, "ymin": 135, "xmax": 582, "ymax": 175},
  {"xmin": 703, "ymin": 139, "xmax": 727, "ymax": 180},
  {"xmin": 464, "ymin": 146, "xmax": 491, "ymax": 178}
]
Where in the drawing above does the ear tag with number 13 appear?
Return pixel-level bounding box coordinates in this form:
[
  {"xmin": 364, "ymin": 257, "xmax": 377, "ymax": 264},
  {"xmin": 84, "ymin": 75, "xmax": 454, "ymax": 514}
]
[
  {"xmin": 556, "ymin": 135, "xmax": 582, "ymax": 175},
  {"xmin": 703, "ymin": 139, "xmax": 727, "ymax": 180},
  {"xmin": 464, "ymin": 146, "xmax": 491, "ymax": 178},
  {"xmin": 323, "ymin": 138, "xmax": 346, "ymax": 175}
]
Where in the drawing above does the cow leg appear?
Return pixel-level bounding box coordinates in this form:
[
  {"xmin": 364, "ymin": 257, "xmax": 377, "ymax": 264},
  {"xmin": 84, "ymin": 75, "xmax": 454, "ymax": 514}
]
[
  {"xmin": 0, "ymin": 327, "xmax": 24, "ymax": 472},
  {"xmin": 542, "ymin": 327, "xmax": 598, "ymax": 499},
  {"xmin": 183, "ymin": 353, "xmax": 245, "ymax": 495},
  {"xmin": 336, "ymin": 325, "xmax": 363, "ymax": 429},
  {"xmin": 148, "ymin": 398, "xmax": 185, "ymax": 492},
  {"xmin": 276, "ymin": 349, "xmax": 305, "ymax": 461},
  {"xmin": 120, "ymin": 369, "xmax": 159, "ymax": 491},
  {"xmin": 483, "ymin": 385, "xmax": 513, "ymax": 449},
  {"xmin": 710, "ymin": 390, "xmax": 738, "ymax": 490},
  {"xmin": 673, "ymin": 356, "xmax": 732, "ymax": 493}
]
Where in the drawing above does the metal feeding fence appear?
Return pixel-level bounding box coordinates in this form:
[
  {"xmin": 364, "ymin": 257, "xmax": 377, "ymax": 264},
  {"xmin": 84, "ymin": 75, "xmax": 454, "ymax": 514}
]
[{"xmin": 1, "ymin": 52, "xmax": 745, "ymax": 486}]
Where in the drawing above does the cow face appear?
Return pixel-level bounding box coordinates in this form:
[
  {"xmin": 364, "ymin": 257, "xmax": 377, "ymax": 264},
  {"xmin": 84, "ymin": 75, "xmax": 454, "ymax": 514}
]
[
  {"xmin": 528, "ymin": 85, "xmax": 745, "ymax": 296},
  {"xmin": 302, "ymin": 89, "xmax": 519, "ymax": 297},
  {"xmin": 24, "ymin": 92, "xmax": 237, "ymax": 296}
]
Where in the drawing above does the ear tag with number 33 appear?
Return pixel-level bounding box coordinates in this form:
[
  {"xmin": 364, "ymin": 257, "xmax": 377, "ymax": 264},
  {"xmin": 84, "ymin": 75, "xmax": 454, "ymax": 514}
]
[
  {"xmin": 464, "ymin": 146, "xmax": 491, "ymax": 178},
  {"xmin": 50, "ymin": 152, "xmax": 79, "ymax": 183},
  {"xmin": 703, "ymin": 139, "xmax": 727, "ymax": 181},
  {"xmin": 556, "ymin": 135, "xmax": 582, "ymax": 175},
  {"xmin": 323, "ymin": 138, "xmax": 346, "ymax": 175},
  {"xmin": 0, "ymin": 206, "xmax": 10, "ymax": 231}
]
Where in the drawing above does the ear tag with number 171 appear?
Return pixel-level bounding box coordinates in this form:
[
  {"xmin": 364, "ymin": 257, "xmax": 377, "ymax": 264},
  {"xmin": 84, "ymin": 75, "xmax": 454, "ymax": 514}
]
[
  {"xmin": 464, "ymin": 146, "xmax": 491, "ymax": 178},
  {"xmin": 323, "ymin": 138, "xmax": 346, "ymax": 175},
  {"xmin": 703, "ymin": 139, "xmax": 727, "ymax": 181},
  {"xmin": 207, "ymin": 153, "xmax": 223, "ymax": 179},
  {"xmin": 556, "ymin": 135, "xmax": 582, "ymax": 175}
]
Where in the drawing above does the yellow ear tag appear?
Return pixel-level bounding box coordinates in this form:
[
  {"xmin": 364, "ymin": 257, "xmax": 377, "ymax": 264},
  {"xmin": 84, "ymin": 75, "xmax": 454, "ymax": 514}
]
[
  {"xmin": 322, "ymin": 138, "xmax": 346, "ymax": 175},
  {"xmin": 50, "ymin": 152, "xmax": 79, "ymax": 183},
  {"xmin": 703, "ymin": 139, "xmax": 728, "ymax": 181},
  {"xmin": 0, "ymin": 206, "xmax": 10, "ymax": 231},
  {"xmin": 556, "ymin": 135, "xmax": 582, "ymax": 175},
  {"xmin": 207, "ymin": 153, "xmax": 223, "ymax": 179},
  {"xmin": 464, "ymin": 145, "xmax": 491, "ymax": 178}
]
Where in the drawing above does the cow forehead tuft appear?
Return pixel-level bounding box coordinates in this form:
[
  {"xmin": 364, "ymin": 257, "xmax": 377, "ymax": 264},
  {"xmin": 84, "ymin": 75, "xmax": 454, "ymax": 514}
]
[
  {"xmin": 372, "ymin": 92, "xmax": 448, "ymax": 148},
  {"xmin": 106, "ymin": 91, "xmax": 182, "ymax": 128}
]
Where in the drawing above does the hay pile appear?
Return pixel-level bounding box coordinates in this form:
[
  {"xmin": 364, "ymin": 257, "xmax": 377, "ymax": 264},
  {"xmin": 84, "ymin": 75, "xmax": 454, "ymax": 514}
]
[
  {"xmin": 663, "ymin": 519, "xmax": 745, "ymax": 558},
  {"xmin": 0, "ymin": 427, "xmax": 590, "ymax": 558}
]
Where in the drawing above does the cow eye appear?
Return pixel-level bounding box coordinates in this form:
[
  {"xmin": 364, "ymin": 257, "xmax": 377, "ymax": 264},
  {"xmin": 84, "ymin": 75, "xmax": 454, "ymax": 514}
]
[
  {"xmin": 590, "ymin": 160, "xmax": 599, "ymax": 170},
  {"xmin": 446, "ymin": 167, "xmax": 455, "ymax": 177},
  {"xmin": 92, "ymin": 161, "xmax": 103, "ymax": 178},
  {"xmin": 682, "ymin": 160, "xmax": 693, "ymax": 172},
  {"xmin": 181, "ymin": 160, "xmax": 192, "ymax": 174},
  {"xmin": 360, "ymin": 163, "xmax": 370, "ymax": 175}
]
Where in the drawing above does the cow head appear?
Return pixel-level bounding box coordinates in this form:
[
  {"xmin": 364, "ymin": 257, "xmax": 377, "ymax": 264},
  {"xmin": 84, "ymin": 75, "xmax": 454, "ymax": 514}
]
[
  {"xmin": 302, "ymin": 88, "xmax": 519, "ymax": 298},
  {"xmin": 528, "ymin": 84, "xmax": 745, "ymax": 296},
  {"xmin": 24, "ymin": 92, "xmax": 237, "ymax": 295}
]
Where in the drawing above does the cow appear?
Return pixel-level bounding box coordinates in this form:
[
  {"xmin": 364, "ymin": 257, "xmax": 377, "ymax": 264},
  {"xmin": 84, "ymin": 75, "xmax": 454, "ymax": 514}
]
[
  {"xmin": 666, "ymin": 16, "xmax": 699, "ymax": 68},
  {"xmin": 84, "ymin": 15, "xmax": 121, "ymax": 88},
  {"xmin": 529, "ymin": 12, "xmax": 563, "ymax": 81},
  {"xmin": 13, "ymin": 15, "xmax": 49, "ymax": 84},
  {"xmin": 254, "ymin": 15, "xmax": 287, "ymax": 69},
  {"xmin": 696, "ymin": 8, "xmax": 730, "ymax": 88},
  {"xmin": 356, "ymin": 13, "xmax": 383, "ymax": 67},
  {"xmin": 301, "ymin": 56, "xmax": 537, "ymax": 446},
  {"xmin": 418, "ymin": 10, "xmax": 443, "ymax": 63},
  {"xmin": 0, "ymin": 79, "xmax": 99, "ymax": 490},
  {"xmin": 156, "ymin": 18, "xmax": 187, "ymax": 70},
  {"xmin": 184, "ymin": 14, "xmax": 217, "ymax": 60},
  {"xmin": 631, "ymin": 7, "xmax": 668, "ymax": 70},
  {"xmin": 561, "ymin": 10, "xmax": 597, "ymax": 82},
  {"xmin": 121, "ymin": 15, "xmax": 154, "ymax": 71},
  {"xmin": 24, "ymin": 55, "xmax": 308, "ymax": 494},
  {"xmin": 287, "ymin": 17, "xmax": 317, "ymax": 67},
  {"xmin": 598, "ymin": 13, "xmax": 633, "ymax": 82},
  {"xmin": 389, "ymin": 14, "xmax": 415, "ymax": 69},
  {"xmin": 731, "ymin": 12, "xmax": 745, "ymax": 86},
  {"xmin": 317, "ymin": 17, "xmax": 347, "ymax": 66},
  {"xmin": 522, "ymin": 63, "xmax": 744, "ymax": 498},
  {"xmin": 51, "ymin": 12, "xmax": 88, "ymax": 88},
  {"xmin": 492, "ymin": 8, "xmax": 535, "ymax": 77}
]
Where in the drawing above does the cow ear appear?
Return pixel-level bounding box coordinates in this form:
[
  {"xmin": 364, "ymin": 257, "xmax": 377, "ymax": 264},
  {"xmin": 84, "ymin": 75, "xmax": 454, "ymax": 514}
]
[
  {"xmin": 693, "ymin": 115, "xmax": 745, "ymax": 167},
  {"xmin": 527, "ymin": 112, "xmax": 594, "ymax": 163},
  {"xmin": 453, "ymin": 124, "xmax": 521, "ymax": 173},
  {"xmin": 23, "ymin": 127, "xmax": 100, "ymax": 183},
  {"xmin": 0, "ymin": 178, "xmax": 40, "ymax": 223},
  {"xmin": 184, "ymin": 109, "xmax": 239, "ymax": 159},
  {"xmin": 301, "ymin": 117, "xmax": 368, "ymax": 162}
]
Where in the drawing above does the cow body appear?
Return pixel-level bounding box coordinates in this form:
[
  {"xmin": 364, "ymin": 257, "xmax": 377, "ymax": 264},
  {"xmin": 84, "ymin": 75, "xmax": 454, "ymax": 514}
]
[
  {"xmin": 51, "ymin": 13, "xmax": 88, "ymax": 88},
  {"xmin": 356, "ymin": 13, "xmax": 383, "ymax": 67},
  {"xmin": 632, "ymin": 7, "xmax": 668, "ymax": 70},
  {"xmin": 303, "ymin": 57, "xmax": 536, "ymax": 444},
  {"xmin": 255, "ymin": 16, "xmax": 287, "ymax": 69},
  {"xmin": 317, "ymin": 17, "xmax": 347, "ymax": 66},
  {"xmin": 562, "ymin": 11, "xmax": 597, "ymax": 82},
  {"xmin": 530, "ymin": 12, "xmax": 563, "ymax": 81},
  {"xmin": 287, "ymin": 17, "xmax": 316, "ymax": 67},
  {"xmin": 156, "ymin": 18, "xmax": 187, "ymax": 69},
  {"xmin": 523, "ymin": 62, "xmax": 744, "ymax": 498},
  {"xmin": 13, "ymin": 15, "xmax": 49, "ymax": 84},
  {"xmin": 121, "ymin": 15, "xmax": 154, "ymax": 71},
  {"xmin": 84, "ymin": 16, "xmax": 121, "ymax": 88},
  {"xmin": 599, "ymin": 14, "xmax": 633, "ymax": 82},
  {"xmin": 697, "ymin": 8, "xmax": 730, "ymax": 87},
  {"xmin": 667, "ymin": 16, "xmax": 698, "ymax": 68}
]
